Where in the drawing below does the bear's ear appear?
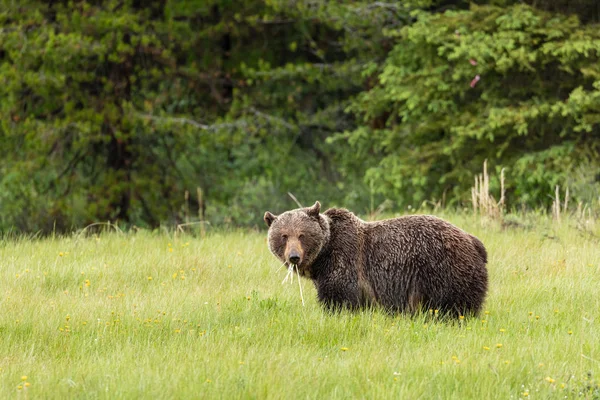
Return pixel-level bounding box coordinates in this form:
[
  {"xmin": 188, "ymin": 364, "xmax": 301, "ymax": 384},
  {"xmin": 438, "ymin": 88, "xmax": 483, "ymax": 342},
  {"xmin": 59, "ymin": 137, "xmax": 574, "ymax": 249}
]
[
  {"xmin": 264, "ymin": 211, "xmax": 277, "ymax": 227},
  {"xmin": 307, "ymin": 201, "xmax": 321, "ymax": 218}
]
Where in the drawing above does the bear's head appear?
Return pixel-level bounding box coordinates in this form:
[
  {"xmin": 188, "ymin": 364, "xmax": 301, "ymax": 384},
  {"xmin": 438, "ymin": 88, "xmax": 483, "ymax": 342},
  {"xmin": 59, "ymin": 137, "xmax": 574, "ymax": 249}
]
[{"xmin": 264, "ymin": 201, "xmax": 330, "ymax": 273}]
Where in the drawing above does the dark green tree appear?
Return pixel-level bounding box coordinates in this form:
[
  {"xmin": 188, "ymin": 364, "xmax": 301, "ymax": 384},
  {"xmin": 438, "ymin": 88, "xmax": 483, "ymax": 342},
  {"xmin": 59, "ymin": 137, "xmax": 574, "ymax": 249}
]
[
  {"xmin": 339, "ymin": 2, "xmax": 600, "ymax": 208},
  {"xmin": 1, "ymin": 1, "xmax": 599, "ymax": 232}
]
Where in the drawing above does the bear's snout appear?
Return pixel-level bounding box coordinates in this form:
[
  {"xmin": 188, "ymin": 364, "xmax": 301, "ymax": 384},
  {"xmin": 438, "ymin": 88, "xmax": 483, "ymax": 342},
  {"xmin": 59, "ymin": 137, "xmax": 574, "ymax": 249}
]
[
  {"xmin": 288, "ymin": 253, "xmax": 300, "ymax": 265},
  {"xmin": 285, "ymin": 239, "xmax": 304, "ymax": 265}
]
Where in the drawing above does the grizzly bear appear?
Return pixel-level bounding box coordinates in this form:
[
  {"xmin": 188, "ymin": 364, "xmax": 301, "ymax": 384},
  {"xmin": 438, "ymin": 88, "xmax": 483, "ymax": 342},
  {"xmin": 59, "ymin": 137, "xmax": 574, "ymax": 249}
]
[{"xmin": 264, "ymin": 202, "xmax": 488, "ymax": 316}]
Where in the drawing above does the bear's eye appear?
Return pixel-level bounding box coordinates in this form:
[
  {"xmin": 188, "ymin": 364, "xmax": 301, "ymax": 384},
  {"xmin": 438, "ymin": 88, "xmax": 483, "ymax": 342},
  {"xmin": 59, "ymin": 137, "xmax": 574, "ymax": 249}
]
[
  {"xmin": 298, "ymin": 234, "xmax": 304, "ymax": 240},
  {"xmin": 282, "ymin": 234, "xmax": 288, "ymax": 240}
]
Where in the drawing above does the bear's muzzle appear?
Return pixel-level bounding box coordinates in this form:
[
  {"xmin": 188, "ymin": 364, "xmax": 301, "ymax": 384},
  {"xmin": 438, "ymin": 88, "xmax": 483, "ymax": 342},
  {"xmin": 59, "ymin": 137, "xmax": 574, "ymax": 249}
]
[{"xmin": 285, "ymin": 239, "xmax": 304, "ymax": 266}]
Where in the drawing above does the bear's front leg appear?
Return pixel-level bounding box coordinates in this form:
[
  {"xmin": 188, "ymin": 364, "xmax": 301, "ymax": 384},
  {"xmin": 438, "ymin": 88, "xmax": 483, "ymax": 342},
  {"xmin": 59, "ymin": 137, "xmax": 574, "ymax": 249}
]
[{"xmin": 315, "ymin": 272, "xmax": 360, "ymax": 311}]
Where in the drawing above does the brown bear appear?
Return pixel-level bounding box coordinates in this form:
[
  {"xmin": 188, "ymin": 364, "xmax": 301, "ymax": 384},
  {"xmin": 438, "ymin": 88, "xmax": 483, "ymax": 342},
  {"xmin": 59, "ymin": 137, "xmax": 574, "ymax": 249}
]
[{"xmin": 264, "ymin": 201, "xmax": 488, "ymax": 316}]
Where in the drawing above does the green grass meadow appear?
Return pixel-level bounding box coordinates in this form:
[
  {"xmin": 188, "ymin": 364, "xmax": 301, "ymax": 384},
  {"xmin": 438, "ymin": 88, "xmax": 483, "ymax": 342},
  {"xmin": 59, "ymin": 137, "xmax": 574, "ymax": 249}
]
[{"xmin": 1, "ymin": 214, "xmax": 599, "ymax": 399}]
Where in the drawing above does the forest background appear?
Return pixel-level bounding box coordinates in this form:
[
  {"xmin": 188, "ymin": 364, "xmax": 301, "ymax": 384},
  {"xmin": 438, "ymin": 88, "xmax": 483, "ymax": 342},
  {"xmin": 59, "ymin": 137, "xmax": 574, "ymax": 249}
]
[{"xmin": 1, "ymin": 0, "xmax": 599, "ymax": 232}]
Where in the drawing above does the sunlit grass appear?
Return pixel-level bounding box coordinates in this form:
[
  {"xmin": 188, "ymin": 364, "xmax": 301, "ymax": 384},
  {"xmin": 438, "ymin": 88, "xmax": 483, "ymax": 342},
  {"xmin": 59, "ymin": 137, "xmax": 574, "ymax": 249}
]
[{"xmin": 1, "ymin": 215, "xmax": 599, "ymax": 398}]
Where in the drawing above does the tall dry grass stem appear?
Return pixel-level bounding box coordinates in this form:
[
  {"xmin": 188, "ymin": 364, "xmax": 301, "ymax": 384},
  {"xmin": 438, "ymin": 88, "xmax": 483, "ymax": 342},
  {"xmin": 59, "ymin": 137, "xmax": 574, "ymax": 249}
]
[
  {"xmin": 471, "ymin": 160, "xmax": 505, "ymax": 222},
  {"xmin": 552, "ymin": 186, "xmax": 570, "ymax": 223}
]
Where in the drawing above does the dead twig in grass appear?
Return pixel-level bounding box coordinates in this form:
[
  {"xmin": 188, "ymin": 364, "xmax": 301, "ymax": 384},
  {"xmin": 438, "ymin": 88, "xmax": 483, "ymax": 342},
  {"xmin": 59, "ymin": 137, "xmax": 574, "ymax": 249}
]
[
  {"xmin": 77, "ymin": 222, "xmax": 123, "ymax": 237},
  {"xmin": 175, "ymin": 221, "xmax": 210, "ymax": 237}
]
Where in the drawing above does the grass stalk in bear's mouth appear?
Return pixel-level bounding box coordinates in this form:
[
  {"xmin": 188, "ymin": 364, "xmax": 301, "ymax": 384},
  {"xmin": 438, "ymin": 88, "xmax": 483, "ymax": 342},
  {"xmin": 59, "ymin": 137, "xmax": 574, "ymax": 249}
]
[
  {"xmin": 282, "ymin": 264, "xmax": 294, "ymax": 284},
  {"xmin": 276, "ymin": 260, "xmax": 288, "ymax": 273},
  {"xmin": 281, "ymin": 263, "xmax": 305, "ymax": 306}
]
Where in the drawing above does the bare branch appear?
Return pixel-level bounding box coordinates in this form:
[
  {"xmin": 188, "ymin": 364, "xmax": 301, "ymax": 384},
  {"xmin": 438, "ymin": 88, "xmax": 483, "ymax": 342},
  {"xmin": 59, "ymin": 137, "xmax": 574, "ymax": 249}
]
[
  {"xmin": 367, "ymin": 2, "xmax": 402, "ymax": 10},
  {"xmin": 248, "ymin": 107, "xmax": 297, "ymax": 130},
  {"xmin": 134, "ymin": 113, "xmax": 245, "ymax": 131}
]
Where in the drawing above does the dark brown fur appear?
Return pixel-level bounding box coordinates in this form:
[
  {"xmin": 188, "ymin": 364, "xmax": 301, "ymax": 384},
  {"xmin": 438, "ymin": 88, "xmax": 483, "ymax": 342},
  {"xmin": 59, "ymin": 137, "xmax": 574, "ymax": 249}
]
[{"xmin": 264, "ymin": 202, "xmax": 488, "ymax": 316}]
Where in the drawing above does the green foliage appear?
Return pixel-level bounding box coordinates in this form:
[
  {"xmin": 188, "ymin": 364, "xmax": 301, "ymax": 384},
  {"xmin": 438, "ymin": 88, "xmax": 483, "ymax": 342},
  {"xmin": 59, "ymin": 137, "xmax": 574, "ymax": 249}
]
[
  {"xmin": 0, "ymin": 0, "xmax": 353, "ymax": 230},
  {"xmin": 1, "ymin": 0, "xmax": 404, "ymax": 231},
  {"xmin": 1, "ymin": 1, "xmax": 599, "ymax": 232},
  {"xmin": 341, "ymin": 3, "xmax": 600, "ymax": 209}
]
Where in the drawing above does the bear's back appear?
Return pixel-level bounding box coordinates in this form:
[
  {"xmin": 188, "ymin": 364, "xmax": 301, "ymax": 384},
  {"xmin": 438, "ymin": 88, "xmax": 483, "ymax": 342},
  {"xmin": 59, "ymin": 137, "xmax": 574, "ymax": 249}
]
[{"xmin": 361, "ymin": 214, "xmax": 488, "ymax": 313}]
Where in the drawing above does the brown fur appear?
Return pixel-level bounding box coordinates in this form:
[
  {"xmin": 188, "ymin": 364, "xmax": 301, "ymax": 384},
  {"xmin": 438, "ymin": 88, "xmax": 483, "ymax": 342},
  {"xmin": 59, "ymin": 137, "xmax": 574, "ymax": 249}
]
[{"xmin": 264, "ymin": 202, "xmax": 488, "ymax": 316}]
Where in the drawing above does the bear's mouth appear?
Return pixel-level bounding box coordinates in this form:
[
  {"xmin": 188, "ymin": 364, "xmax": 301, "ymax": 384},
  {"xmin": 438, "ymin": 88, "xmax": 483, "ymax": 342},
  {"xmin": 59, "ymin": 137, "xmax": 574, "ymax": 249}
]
[
  {"xmin": 277, "ymin": 259, "xmax": 302, "ymax": 274},
  {"xmin": 291, "ymin": 262, "xmax": 312, "ymax": 278},
  {"xmin": 282, "ymin": 260, "xmax": 310, "ymax": 280}
]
